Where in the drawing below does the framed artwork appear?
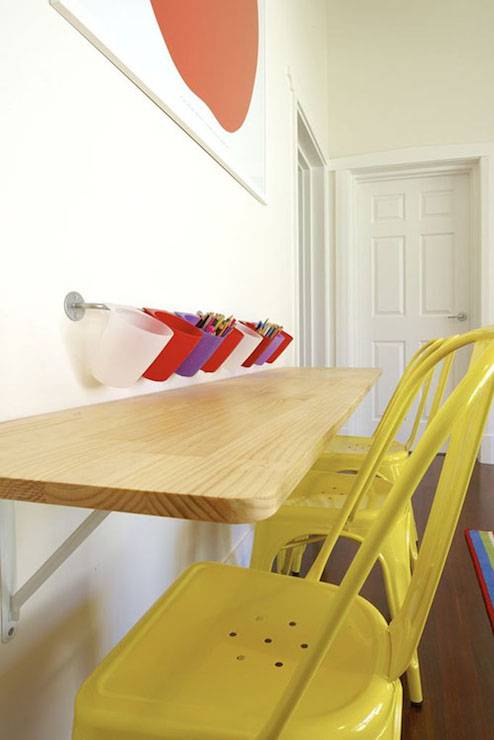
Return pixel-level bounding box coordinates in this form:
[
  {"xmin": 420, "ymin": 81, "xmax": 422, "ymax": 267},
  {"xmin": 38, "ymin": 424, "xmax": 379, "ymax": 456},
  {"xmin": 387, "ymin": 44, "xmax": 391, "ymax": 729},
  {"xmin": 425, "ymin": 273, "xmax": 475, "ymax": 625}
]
[{"xmin": 51, "ymin": 1, "xmax": 266, "ymax": 202}]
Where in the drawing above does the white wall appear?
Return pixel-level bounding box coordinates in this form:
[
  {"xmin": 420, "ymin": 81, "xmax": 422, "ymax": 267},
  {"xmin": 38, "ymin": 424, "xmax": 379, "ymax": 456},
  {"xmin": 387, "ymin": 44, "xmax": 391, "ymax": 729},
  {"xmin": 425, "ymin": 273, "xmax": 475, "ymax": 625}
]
[
  {"xmin": 326, "ymin": 0, "xmax": 494, "ymax": 157},
  {"xmin": 0, "ymin": 2, "xmax": 330, "ymax": 738}
]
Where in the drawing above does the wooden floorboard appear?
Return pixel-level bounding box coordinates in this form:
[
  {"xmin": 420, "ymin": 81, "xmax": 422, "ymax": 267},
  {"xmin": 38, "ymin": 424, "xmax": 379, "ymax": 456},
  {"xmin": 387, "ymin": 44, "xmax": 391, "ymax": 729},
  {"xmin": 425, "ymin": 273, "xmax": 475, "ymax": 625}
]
[{"xmin": 302, "ymin": 458, "xmax": 494, "ymax": 740}]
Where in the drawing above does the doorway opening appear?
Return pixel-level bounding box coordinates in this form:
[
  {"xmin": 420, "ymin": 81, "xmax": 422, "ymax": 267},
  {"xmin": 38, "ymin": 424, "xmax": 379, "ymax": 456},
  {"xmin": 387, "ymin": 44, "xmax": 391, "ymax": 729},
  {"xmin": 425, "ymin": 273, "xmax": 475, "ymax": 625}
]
[{"xmin": 295, "ymin": 109, "xmax": 330, "ymax": 367}]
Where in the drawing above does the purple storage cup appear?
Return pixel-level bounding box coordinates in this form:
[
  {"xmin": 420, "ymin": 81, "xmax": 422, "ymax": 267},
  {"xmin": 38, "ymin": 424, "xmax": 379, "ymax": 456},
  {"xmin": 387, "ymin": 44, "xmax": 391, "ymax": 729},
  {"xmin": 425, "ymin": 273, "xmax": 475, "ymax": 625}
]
[
  {"xmin": 174, "ymin": 313, "xmax": 226, "ymax": 377},
  {"xmin": 255, "ymin": 332, "xmax": 285, "ymax": 365}
]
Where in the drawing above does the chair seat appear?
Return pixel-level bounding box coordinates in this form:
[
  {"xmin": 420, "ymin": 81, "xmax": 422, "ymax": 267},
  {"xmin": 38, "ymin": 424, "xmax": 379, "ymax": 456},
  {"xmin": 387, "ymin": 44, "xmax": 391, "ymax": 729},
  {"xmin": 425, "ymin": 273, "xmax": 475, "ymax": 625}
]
[
  {"xmin": 73, "ymin": 563, "xmax": 401, "ymax": 740},
  {"xmin": 285, "ymin": 469, "xmax": 393, "ymax": 521},
  {"xmin": 321, "ymin": 434, "xmax": 408, "ymax": 462}
]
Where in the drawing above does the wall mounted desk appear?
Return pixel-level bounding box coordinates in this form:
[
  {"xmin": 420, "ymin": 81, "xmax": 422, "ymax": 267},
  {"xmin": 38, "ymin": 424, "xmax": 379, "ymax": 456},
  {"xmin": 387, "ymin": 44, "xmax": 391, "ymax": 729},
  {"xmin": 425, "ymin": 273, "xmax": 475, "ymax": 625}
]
[{"xmin": 0, "ymin": 368, "xmax": 379, "ymax": 523}]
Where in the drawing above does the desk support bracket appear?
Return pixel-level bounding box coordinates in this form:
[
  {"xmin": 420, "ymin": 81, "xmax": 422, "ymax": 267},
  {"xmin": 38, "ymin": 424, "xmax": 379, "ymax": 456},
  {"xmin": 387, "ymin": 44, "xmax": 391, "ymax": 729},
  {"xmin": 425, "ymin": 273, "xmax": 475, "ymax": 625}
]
[{"xmin": 0, "ymin": 501, "xmax": 110, "ymax": 642}]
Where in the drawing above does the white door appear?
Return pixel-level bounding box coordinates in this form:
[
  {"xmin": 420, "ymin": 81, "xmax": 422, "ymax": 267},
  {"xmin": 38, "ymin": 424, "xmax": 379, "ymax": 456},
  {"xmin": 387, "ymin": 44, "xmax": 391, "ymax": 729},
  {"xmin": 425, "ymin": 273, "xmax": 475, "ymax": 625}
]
[{"xmin": 354, "ymin": 171, "xmax": 472, "ymax": 440}]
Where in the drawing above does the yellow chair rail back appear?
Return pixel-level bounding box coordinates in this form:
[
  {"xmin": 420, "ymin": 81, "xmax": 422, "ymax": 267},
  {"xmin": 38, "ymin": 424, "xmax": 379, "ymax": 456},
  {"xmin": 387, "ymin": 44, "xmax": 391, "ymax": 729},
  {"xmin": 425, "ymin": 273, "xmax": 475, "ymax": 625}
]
[
  {"xmin": 260, "ymin": 331, "xmax": 494, "ymax": 739},
  {"xmin": 305, "ymin": 328, "xmax": 494, "ymax": 584}
]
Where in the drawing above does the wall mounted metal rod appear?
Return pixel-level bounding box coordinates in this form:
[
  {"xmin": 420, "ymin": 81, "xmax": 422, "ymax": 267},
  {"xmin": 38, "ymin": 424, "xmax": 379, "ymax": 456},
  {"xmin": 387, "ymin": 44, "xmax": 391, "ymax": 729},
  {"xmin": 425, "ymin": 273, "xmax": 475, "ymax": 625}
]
[{"xmin": 64, "ymin": 291, "xmax": 110, "ymax": 321}]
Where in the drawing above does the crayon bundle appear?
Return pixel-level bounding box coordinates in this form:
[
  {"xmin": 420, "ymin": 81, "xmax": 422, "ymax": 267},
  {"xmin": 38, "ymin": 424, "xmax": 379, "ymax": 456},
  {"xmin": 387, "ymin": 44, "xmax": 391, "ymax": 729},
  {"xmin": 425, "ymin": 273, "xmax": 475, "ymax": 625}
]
[
  {"xmin": 196, "ymin": 311, "xmax": 236, "ymax": 337},
  {"xmin": 254, "ymin": 319, "xmax": 283, "ymax": 338}
]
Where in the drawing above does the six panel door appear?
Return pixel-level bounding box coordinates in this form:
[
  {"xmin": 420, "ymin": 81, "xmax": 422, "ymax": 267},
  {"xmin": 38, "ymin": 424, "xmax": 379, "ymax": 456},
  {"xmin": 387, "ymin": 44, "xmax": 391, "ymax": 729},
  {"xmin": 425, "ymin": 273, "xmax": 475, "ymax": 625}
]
[{"xmin": 354, "ymin": 171, "xmax": 471, "ymax": 441}]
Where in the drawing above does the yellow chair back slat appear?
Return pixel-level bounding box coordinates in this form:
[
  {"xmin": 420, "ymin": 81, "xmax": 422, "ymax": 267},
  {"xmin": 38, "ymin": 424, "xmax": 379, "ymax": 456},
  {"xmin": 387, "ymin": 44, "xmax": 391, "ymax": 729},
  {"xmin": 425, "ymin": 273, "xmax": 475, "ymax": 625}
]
[
  {"xmin": 372, "ymin": 337, "xmax": 454, "ymax": 453},
  {"xmin": 403, "ymin": 364, "xmax": 434, "ymax": 449},
  {"xmin": 410, "ymin": 326, "xmax": 494, "ymax": 450},
  {"xmin": 373, "ymin": 338, "xmax": 440, "ymax": 444},
  {"xmin": 423, "ymin": 350, "xmax": 455, "ymax": 426}
]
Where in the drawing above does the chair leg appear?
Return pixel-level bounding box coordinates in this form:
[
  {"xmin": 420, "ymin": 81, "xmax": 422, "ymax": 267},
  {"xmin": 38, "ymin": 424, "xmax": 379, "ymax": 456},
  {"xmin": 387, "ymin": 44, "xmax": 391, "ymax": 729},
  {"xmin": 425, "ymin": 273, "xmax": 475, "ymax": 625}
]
[
  {"xmin": 407, "ymin": 653, "xmax": 423, "ymax": 706},
  {"xmin": 379, "ymin": 525, "xmax": 423, "ymax": 705},
  {"xmin": 275, "ymin": 549, "xmax": 288, "ymax": 574},
  {"xmin": 287, "ymin": 543, "xmax": 305, "ymax": 575},
  {"xmin": 250, "ymin": 522, "xmax": 286, "ymax": 572},
  {"xmin": 250, "ymin": 520, "xmax": 314, "ymax": 575}
]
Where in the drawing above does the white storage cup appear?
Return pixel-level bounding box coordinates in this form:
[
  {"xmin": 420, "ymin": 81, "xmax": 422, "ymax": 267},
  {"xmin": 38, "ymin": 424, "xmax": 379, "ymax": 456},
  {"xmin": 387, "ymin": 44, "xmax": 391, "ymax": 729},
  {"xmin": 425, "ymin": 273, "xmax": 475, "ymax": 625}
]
[
  {"xmin": 222, "ymin": 323, "xmax": 263, "ymax": 370},
  {"xmin": 89, "ymin": 306, "xmax": 172, "ymax": 387}
]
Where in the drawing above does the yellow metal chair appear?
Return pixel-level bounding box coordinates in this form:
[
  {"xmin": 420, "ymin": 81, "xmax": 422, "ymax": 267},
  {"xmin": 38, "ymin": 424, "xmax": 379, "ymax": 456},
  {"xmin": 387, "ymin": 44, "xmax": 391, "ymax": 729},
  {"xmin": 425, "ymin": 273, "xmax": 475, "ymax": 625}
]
[
  {"xmin": 249, "ymin": 328, "xmax": 494, "ymax": 704},
  {"xmin": 72, "ymin": 341, "xmax": 494, "ymax": 740},
  {"xmin": 321, "ymin": 339, "xmax": 445, "ymax": 482},
  {"xmin": 274, "ymin": 338, "xmax": 450, "ymax": 579}
]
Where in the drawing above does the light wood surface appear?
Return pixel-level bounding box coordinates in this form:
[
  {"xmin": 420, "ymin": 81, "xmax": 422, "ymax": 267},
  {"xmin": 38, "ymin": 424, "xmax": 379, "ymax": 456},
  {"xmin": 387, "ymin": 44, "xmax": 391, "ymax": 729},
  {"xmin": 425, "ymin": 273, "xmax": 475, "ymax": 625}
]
[{"xmin": 0, "ymin": 368, "xmax": 379, "ymax": 523}]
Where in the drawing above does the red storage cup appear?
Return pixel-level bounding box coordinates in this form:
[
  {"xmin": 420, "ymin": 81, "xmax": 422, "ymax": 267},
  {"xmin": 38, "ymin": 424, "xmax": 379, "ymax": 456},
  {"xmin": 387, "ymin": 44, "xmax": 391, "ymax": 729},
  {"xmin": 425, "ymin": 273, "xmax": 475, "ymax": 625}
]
[
  {"xmin": 202, "ymin": 327, "xmax": 243, "ymax": 372},
  {"xmin": 241, "ymin": 322, "xmax": 277, "ymax": 367},
  {"xmin": 142, "ymin": 309, "xmax": 203, "ymax": 381},
  {"xmin": 266, "ymin": 331, "xmax": 293, "ymax": 364}
]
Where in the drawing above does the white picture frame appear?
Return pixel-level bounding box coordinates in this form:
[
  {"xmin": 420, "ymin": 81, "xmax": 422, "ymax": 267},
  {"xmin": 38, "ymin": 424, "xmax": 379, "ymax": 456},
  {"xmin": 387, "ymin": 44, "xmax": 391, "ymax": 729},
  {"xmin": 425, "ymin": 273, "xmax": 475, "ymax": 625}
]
[{"xmin": 50, "ymin": 0, "xmax": 266, "ymax": 202}]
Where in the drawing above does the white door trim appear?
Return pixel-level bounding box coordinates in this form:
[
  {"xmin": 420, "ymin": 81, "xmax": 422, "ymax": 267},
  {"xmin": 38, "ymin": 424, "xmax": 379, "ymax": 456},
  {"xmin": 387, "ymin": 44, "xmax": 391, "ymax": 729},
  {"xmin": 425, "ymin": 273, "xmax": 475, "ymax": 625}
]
[
  {"xmin": 287, "ymin": 69, "xmax": 333, "ymax": 367},
  {"xmin": 330, "ymin": 143, "xmax": 494, "ymax": 462}
]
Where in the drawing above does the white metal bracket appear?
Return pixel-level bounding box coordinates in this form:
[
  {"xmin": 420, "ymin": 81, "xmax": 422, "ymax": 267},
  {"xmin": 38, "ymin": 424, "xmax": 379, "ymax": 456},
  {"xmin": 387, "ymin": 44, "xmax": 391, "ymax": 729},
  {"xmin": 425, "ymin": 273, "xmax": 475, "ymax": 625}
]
[{"xmin": 0, "ymin": 501, "xmax": 109, "ymax": 642}]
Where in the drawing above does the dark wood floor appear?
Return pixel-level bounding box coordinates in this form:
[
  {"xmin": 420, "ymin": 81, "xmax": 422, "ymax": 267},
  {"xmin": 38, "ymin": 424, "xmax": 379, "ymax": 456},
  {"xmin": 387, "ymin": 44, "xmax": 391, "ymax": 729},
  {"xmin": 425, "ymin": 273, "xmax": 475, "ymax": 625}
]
[{"xmin": 302, "ymin": 457, "xmax": 494, "ymax": 740}]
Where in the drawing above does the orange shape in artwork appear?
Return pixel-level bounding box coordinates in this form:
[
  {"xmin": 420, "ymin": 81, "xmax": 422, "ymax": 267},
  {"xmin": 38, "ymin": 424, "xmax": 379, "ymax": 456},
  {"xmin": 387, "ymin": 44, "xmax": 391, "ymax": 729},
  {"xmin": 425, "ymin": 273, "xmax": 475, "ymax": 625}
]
[{"xmin": 149, "ymin": 0, "xmax": 259, "ymax": 133}]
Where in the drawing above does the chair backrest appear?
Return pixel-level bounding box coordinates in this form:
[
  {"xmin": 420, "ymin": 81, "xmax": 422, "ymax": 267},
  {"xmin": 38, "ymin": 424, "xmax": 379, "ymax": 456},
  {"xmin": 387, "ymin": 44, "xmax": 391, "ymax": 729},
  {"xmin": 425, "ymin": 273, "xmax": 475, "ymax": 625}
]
[
  {"xmin": 386, "ymin": 327, "xmax": 494, "ymax": 678},
  {"xmin": 259, "ymin": 329, "xmax": 494, "ymax": 739},
  {"xmin": 402, "ymin": 330, "xmax": 494, "ymax": 449},
  {"xmin": 399, "ymin": 329, "xmax": 494, "ymax": 450},
  {"xmin": 375, "ymin": 338, "xmax": 443, "ymax": 449},
  {"xmin": 306, "ymin": 328, "xmax": 494, "ymax": 583},
  {"xmin": 387, "ymin": 363, "xmax": 492, "ymax": 678}
]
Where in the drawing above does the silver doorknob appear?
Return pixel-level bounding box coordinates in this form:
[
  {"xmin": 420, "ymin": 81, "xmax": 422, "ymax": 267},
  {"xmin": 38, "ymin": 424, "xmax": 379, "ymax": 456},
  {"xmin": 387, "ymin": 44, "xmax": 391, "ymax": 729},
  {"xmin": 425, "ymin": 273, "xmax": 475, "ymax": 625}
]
[{"xmin": 447, "ymin": 312, "xmax": 468, "ymax": 321}]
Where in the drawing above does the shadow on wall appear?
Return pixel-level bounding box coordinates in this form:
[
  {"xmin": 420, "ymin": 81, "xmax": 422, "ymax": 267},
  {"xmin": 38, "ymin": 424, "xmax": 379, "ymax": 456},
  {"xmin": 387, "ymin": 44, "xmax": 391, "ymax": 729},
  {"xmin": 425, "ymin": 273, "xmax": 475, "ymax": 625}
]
[
  {"xmin": 176, "ymin": 519, "xmax": 239, "ymax": 569},
  {"xmin": 62, "ymin": 313, "xmax": 105, "ymax": 388},
  {"xmin": 0, "ymin": 585, "xmax": 100, "ymax": 740}
]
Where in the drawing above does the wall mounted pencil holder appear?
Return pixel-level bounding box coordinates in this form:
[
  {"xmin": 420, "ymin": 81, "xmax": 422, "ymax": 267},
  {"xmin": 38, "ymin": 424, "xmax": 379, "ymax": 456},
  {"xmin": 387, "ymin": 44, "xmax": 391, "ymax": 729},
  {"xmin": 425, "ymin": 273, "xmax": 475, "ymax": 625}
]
[
  {"xmin": 142, "ymin": 309, "xmax": 203, "ymax": 381},
  {"xmin": 89, "ymin": 306, "xmax": 173, "ymax": 387},
  {"xmin": 220, "ymin": 323, "xmax": 264, "ymax": 370},
  {"xmin": 241, "ymin": 322, "xmax": 277, "ymax": 367},
  {"xmin": 201, "ymin": 326, "xmax": 244, "ymax": 372},
  {"xmin": 265, "ymin": 330, "xmax": 293, "ymax": 363},
  {"xmin": 254, "ymin": 331, "xmax": 286, "ymax": 365},
  {"xmin": 65, "ymin": 293, "xmax": 292, "ymax": 384},
  {"xmin": 174, "ymin": 313, "xmax": 227, "ymax": 377}
]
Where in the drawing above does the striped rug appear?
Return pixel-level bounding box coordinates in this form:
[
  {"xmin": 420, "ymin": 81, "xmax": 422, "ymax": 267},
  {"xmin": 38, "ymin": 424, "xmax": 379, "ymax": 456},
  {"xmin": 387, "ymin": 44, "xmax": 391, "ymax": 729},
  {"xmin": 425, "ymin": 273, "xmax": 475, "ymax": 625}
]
[{"xmin": 465, "ymin": 529, "xmax": 494, "ymax": 631}]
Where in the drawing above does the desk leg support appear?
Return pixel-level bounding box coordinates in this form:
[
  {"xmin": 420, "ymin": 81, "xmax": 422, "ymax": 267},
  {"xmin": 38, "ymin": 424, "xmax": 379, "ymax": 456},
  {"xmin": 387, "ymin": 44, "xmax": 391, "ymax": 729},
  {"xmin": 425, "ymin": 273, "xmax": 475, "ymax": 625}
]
[{"xmin": 0, "ymin": 502, "xmax": 110, "ymax": 642}]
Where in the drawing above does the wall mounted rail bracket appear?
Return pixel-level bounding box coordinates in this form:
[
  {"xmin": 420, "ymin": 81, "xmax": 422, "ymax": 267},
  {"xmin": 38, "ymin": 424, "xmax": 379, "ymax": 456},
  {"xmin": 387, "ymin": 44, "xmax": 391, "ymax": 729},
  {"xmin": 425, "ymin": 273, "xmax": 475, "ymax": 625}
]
[
  {"xmin": 0, "ymin": 500, "xmax": 110, "ymax": 642},
  {"xmin": 64, "ymin": 291, "xmax": 110, "ymax": 322}
]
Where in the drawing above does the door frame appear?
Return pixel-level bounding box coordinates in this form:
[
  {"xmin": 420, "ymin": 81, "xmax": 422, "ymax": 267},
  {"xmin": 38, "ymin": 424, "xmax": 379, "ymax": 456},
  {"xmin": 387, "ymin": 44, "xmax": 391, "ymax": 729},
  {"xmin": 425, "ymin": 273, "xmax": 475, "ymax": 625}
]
[
  {"xmin": 297, "ymin": 145, "xmax": 313, "ymax": 366},
  {"xmin": 287, "ymin": 69, "xmax": 333, "ymax": 367},
  {"xmin": 329, "ymin": 143, "xmax": 494, "ymax": 462}
]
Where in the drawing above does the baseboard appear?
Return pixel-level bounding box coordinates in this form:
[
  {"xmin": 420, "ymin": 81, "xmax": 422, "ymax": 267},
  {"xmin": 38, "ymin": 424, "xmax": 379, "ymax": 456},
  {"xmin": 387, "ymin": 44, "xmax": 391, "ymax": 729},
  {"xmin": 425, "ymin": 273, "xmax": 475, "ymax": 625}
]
[
  {"xmin": 222, "ymin": 525, "xmax": 255, "ymax": 567},
  {"xmin": 480, "ymin": 434, "xmax": 494, "ymax": 464}
]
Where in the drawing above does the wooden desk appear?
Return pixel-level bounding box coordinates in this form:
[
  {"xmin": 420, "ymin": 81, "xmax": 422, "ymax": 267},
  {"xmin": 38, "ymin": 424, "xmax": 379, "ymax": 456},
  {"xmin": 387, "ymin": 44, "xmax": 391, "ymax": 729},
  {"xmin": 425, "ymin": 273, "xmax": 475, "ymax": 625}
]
[{"xmin": 0, "ymin": 368, "xmax": 379, "ymax": 523}]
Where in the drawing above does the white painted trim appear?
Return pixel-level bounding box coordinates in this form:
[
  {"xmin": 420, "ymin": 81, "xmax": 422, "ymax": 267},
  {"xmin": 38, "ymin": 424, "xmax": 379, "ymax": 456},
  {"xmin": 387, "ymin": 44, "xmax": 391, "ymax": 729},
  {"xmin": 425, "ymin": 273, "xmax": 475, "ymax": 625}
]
[
  {"xmin": 324, "ymin": 167, "xmax": 335, "ymax": 366},
  {"xmin": 354, "ymin": 163, "xmax": 474, "ymax": 183},
  {"xmin": 480, "ymin": 434, "xmax": 494, "ymax": 465},
  {"xmin": 287, "ymin": 69, "xmax": 331, "ymax": 367},
  {"xmin": 288, "ymin": 71, "xmax": 300, "ymax": 358},
  {"xmin": 328, "ymin": 141, "xmax": 494, "ymax": 172},
  {"xmin": 331, "ymin": 143, "xmax": 494, "ymax": 461}
]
